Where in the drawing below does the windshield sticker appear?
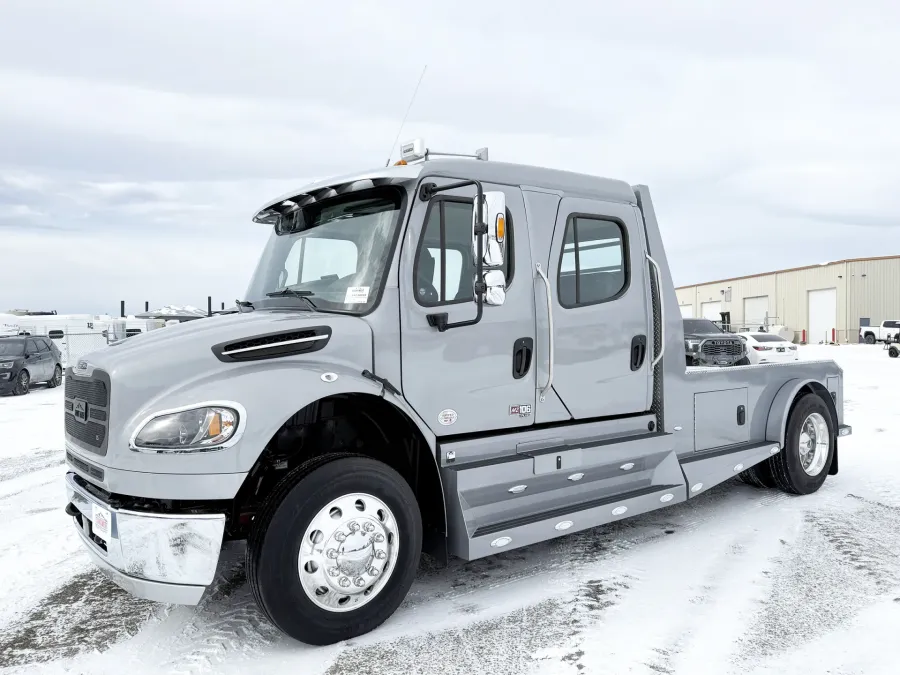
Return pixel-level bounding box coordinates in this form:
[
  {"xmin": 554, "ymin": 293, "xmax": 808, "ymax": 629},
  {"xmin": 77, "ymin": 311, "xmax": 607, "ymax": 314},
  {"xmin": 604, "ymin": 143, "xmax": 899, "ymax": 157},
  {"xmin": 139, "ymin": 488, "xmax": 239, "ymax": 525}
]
[{"xmin": 344, "ymin": 286, "xmax": 370, "ymax": 304}]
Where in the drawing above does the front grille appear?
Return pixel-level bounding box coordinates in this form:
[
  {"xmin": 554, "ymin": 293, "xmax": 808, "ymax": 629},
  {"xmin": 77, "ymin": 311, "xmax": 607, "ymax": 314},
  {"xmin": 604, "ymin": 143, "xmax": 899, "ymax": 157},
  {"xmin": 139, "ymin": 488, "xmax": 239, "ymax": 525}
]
[
  {"xmin": 64, "ymin": 371, "xmax": 111, "ymax": 453},
  {"xmin": 64, "ymin": 378, "xmax": 108, "ymax": 407},
  {"xmin": 66, "ymin": 451, "xmax": 105, "ymax": 481},
  {"xmin": 66, "ymin": 415, "xmax": 106, "ymax": 448},
  {"xmin": 701, "ymin": 340, "xmax": 743, "ymax": 357}
]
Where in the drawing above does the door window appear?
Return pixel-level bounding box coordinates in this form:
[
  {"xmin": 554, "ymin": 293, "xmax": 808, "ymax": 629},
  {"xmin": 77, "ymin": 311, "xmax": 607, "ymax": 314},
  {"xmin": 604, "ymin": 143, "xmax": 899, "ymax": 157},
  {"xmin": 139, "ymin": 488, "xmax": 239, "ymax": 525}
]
[
  {"xmin": 36, "ymin": 339, "xmax": 50, "ymax": 352},
  {"xmin": 414, "ymin": 197, "xmax": 513, "ymax": 306},
  {"xmin": 25, "ymin": 339, "xmax": 38, "ymax": 355},
  {"xmin": 558, "ymin": 216, "xmax": 627, "ymax": 307}
]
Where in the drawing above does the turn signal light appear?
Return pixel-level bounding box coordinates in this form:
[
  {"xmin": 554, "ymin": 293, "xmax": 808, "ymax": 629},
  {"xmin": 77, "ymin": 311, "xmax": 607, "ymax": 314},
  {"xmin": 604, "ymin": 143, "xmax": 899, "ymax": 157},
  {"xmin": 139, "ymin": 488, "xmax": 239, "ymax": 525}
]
[{"xmin": 495, "ymin": 213, "xmax": 505, "ymax": 242}]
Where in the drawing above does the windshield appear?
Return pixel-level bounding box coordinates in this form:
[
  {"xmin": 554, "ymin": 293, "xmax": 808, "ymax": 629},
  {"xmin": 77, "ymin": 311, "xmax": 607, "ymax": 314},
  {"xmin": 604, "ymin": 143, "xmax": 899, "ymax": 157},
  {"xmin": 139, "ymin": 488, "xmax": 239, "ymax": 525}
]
[
  {"xmin": 683, "ymin": 319, "xmax": 723, "ymax": 334},
  {"xmin": 245, "ymin": 188, "xmax": 404, "ymax": 313},
  {"xmin": 0, "ymin": 340, "xmax": 24, "ymax": 356}
]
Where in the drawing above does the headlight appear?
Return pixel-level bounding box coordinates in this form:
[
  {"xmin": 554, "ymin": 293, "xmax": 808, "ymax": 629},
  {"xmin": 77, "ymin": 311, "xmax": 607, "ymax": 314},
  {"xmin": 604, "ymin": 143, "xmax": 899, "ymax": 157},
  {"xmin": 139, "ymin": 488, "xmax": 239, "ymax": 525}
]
[
  {"xmin": 0, "ymin": 362, "xmax": 12, "ymax": 369},
  {"xmin": 132, "ymin": 406, "xmax": 239, "ymax": 452},
  {"xmin": 686, "ymin": 341, "xmax": 701, "ymax": 353}
]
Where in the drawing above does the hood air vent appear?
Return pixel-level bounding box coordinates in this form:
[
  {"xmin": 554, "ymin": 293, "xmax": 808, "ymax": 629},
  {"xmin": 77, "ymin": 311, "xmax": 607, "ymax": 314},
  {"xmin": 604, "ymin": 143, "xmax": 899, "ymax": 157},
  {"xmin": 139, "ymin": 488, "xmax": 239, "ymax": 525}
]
[{"xmin": 213, "ymin": 327, "xmax": 332, "ymax": 363}]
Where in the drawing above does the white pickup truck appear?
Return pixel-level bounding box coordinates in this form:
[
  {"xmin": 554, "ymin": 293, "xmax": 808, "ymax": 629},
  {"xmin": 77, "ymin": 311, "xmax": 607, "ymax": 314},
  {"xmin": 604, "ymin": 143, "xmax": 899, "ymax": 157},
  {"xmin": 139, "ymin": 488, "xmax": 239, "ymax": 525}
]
[{"xmin": 860, "ymin": 321, "xmax": 900, "ymax": 344}]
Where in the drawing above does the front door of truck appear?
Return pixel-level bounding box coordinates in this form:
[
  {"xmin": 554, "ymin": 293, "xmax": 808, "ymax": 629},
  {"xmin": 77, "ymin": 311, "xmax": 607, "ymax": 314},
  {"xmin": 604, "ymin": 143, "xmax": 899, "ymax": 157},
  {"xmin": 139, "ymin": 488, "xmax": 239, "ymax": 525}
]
[
  {"xmin": 542, "ymin": 197, "xmax": 652, "ymax": 419},
  {"xmin": 399, "ymin": 179, "xmax": 537, "ymax": 436}
]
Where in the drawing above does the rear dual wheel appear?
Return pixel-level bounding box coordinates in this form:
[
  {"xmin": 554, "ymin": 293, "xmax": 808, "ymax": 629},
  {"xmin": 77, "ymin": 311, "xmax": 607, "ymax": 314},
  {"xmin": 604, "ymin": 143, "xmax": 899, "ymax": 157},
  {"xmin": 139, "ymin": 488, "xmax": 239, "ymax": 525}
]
[
  {"xmin": 739, "ymin": 393, "xmax": 834, "ymax": 494},
  {"xmin": 248, "ymin": 455, "xmax": 422, "ymax": 646}
]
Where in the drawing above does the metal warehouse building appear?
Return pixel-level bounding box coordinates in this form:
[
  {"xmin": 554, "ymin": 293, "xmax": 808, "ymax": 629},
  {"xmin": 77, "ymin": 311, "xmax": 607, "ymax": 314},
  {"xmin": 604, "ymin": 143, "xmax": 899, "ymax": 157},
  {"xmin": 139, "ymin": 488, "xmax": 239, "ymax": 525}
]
[{"xmin": 675, "ymin": 255, "xmax": 900, "ymax": 344}]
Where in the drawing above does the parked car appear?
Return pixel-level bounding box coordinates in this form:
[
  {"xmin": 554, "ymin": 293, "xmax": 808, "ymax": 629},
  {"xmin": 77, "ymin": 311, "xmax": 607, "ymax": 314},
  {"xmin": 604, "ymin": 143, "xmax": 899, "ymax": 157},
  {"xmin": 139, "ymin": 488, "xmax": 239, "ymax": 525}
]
[
  {"xmin": 860, "ymin": 321, "xmax": 900, "ymax": 344},
  {"xmin": 683, "ymin": 318, "xmax": 749, "ymax": 367},
  {"xmin": 739, "ymin": 332, "xmax": 799, "ymax": 364},
  {"xmin": 0, "ymin": 336, "xmax": 63, "ymax": 395}
]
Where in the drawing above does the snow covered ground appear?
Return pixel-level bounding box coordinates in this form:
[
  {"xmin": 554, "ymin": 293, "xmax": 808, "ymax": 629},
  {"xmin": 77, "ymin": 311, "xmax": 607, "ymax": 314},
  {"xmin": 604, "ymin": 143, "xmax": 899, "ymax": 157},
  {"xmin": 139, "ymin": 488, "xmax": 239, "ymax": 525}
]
[{"xmin": 1, "ymin": 345, "xmax": 898, "ymax": 675}]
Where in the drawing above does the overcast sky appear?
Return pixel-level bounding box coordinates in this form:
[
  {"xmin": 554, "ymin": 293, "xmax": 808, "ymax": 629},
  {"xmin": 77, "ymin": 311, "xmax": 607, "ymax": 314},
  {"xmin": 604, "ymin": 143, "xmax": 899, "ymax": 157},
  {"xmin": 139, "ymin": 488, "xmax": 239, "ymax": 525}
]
[{"xmin": 1, "ymin": 1, "xmax": 897, "ymax": 314}]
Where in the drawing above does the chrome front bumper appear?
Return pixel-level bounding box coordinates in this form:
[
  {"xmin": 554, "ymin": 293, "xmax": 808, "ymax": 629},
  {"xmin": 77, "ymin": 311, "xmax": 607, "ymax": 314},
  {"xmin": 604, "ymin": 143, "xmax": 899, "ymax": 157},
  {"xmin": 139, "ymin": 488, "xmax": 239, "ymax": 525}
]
[{"xmin": 65, "ymin": 472, "xmax": 226, "ymax": 605}]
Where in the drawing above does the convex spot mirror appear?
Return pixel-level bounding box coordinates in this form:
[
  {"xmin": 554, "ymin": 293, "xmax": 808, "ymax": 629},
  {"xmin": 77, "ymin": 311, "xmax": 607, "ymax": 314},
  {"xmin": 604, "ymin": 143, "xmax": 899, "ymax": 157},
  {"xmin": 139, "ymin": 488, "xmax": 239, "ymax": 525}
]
[
  {"xmin": 472, "ymin": 191, "xmax": 506, "ymax": 268},
  {"xmin": 483, "ymin": 270, "xmax": 506, "ymax": 306}
]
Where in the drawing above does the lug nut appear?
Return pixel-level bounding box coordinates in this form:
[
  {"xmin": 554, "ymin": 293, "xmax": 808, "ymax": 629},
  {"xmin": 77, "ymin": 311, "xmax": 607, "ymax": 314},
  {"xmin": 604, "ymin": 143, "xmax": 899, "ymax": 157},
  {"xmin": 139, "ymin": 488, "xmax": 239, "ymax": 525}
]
[
  {"xmin": 334, "ymin": 532, "xmax": 347, "ymax": 542},
  {"xmin": 328, "ymin": 567, "xmax": 340, "ymax": 577},
  {"xmin": 326, "ymin": 549, "xmax": 338, "ymax": 559},
  {"xmin": 368, "ymin": 566, "xmax": 379, "ymax": 576},
  {"xmin": 375, "ymin": 550, "xmax": 386, "ymax": 560},
  {"xmin": 363, "ymin": 522, "xmax": 375, "ymax": 533},
  {"xmin": 354, "ymin": 577, "xmax": 366, "ymax": 587},
  {"xmin": 348, "ymin": 522, "xmax": 360, "ymax": 532},
  {"xmin": 374, "ymin": 534, "xmax": 385, "ymax": 543},
  {"xmin": 339, "ymin": 577, "xmax": 351, "ymax": 588}
]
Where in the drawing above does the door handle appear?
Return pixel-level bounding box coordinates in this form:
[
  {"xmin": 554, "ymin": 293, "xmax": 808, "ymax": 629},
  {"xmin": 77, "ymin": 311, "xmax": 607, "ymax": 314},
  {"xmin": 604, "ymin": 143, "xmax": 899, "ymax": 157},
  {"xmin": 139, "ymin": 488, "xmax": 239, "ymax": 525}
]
[
  {"xmin": 630, "ymin": 335, "xmax": 647, "ymax": 371},
  {"xmin": 512, "ymin": 337, "xmax": 534, "ymax": 380}
]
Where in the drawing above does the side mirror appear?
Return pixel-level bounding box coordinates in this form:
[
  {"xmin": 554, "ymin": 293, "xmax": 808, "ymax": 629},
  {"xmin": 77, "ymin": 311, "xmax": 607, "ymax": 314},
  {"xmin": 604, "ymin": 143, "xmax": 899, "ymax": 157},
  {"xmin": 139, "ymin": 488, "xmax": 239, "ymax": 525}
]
[
  {"xmin": 483, "ymin": 270, "xmax": 506, "ymax": 306},
  {"xmin": 472, "ymin": 191, "xmax": 506, "ymax": 268}
]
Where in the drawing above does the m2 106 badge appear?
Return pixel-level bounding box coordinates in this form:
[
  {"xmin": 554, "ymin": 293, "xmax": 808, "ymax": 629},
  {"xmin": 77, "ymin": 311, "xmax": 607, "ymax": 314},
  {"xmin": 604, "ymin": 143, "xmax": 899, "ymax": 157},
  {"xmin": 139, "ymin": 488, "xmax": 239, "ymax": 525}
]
[{"xmin": 509, "ymin": 404, "xmax": 532, "ymax": 418}]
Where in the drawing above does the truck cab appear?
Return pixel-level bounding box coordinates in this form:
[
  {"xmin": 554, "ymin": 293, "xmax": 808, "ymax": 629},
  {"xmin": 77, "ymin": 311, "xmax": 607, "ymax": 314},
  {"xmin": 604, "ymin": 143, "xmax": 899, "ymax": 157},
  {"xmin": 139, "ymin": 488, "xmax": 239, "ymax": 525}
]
[{"xmin": 63, "ymin": 141, "xmax": 852, "ymax": 646}]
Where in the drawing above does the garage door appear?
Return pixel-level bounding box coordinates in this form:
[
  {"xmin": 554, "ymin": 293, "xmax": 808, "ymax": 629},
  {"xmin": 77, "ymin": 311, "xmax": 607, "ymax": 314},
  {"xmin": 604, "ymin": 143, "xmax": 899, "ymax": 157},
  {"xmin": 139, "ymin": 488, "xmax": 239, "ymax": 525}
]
[
  {"xmin": 679, "ymin": 304, "xmax": 694, "ymax": 318},
  {"xmin": 743, "ymin": 296, "xmax": 769, "ymax": 328},
  {"xmin": 701, "ymin": 301, "xmax": 721, "ymax": 321},
  {"xmin": 808, "ymin": 288, "xmax": 837, "ymax": 344}
]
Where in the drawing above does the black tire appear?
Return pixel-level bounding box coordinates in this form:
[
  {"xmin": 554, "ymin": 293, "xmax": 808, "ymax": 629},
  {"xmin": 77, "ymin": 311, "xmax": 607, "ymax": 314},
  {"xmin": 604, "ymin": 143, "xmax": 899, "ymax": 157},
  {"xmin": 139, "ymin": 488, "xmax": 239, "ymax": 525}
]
[
  {"xmin": 47, "ymin": 365, "xmax": 63, "ymax": 388},
  {"xmin": 735, "ymin": 356, "xmax": 751, "ymax": 366},
  {"xmin": 890, "ymin": 347, "xmax": 899, "ymax": 359},
  {"xmin": 738, "ymin": 461, "xmax": 778, "ymax": 489},
  {"xmin": 864, "ymin": 333, "xmax": 875, "ymax": 345},
  {"xmin": 13, "ymin": 370, "xmax": 30, "ymax": 396},
  {"xmin": 767, "ymin": 393, "xmax": 834, "ymax": 495},
  {"xmin": 248, "ymin": 455, "xmax": 422, "ymax": 646}
]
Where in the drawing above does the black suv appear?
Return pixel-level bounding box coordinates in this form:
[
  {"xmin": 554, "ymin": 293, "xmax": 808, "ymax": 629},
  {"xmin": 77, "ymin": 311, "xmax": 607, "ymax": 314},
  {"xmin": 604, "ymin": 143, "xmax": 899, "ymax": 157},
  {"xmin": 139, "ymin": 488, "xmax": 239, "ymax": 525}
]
[
  {"xmin": 0, "ymin": 336, "xmax": 63, "ymax": 395},
  {"xmin": 683, "ymin": 318, "xmax": 749, "ymax": 367}
]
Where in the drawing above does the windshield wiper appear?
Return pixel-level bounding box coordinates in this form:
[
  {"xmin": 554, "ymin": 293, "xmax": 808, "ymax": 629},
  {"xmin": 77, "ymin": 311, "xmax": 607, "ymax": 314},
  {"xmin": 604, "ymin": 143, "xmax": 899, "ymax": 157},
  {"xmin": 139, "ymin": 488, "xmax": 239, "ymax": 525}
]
[
  {"xmin": 266, "ymin": 288, "xmax": 318, "ymax": 311},
  {"xmin": 235, "ymin": 299, "xmax": 254, "ymax": 313}
]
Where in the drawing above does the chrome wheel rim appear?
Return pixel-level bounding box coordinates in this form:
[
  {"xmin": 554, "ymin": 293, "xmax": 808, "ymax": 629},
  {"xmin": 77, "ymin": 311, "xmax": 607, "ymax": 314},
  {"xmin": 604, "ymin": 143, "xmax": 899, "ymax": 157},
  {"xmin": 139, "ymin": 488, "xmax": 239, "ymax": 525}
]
[
  {"xmin": 298, "ymin": 492, "xmax": 399, "ymax": 613},
  {"xmin": 798, "ymin": 412, "xmax": 829, "ymax": 476}
]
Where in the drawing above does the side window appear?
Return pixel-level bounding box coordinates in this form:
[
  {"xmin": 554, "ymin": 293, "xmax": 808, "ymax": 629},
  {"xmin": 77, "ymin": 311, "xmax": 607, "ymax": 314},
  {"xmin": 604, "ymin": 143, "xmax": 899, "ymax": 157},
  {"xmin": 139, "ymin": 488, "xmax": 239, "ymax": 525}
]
[
  {"xmin": 414, "ymin": 197, "xmax": 513, "ymax": 307},
  {"xmin": 37, "ymin": 339, "xmax": 50, "ymax": 352},
  {"xmin": 558, "ymin": 215, "xmax": 627, "ymax": 308},
  {"xmin": 25, "ymin": 339, "xmax": 38, "ymax": 355}
]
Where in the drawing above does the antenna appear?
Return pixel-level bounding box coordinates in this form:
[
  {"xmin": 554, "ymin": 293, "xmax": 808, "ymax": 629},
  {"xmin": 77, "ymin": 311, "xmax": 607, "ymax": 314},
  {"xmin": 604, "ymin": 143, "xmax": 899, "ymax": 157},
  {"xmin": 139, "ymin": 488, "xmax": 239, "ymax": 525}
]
[{"xmin": 385, "ymin": 65, "xmax": 427, "ymax": 167}]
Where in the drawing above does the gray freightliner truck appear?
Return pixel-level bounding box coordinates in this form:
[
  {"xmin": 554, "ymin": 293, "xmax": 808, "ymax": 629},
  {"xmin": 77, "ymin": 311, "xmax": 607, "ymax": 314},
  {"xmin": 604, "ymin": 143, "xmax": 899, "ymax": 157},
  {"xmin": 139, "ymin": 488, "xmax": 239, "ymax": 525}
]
[{"xmin": 63, "ymin": 140, "xmax": 852, "ymax": 645}]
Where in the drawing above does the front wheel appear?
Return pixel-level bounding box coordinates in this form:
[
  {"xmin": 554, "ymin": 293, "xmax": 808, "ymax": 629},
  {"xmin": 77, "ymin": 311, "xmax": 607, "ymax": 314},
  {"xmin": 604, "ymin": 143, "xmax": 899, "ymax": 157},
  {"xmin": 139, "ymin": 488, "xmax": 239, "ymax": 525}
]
[
  {"xmin": 248, "ymin": 455, "xmax": 422, "ymax": 646},
  {"xmin": 767, "ymin": 393, "xmax": 834, "ymax": 495},
  {"xmin": 13, "ymin": 370, "xmax": 30, "ymax": 396}
]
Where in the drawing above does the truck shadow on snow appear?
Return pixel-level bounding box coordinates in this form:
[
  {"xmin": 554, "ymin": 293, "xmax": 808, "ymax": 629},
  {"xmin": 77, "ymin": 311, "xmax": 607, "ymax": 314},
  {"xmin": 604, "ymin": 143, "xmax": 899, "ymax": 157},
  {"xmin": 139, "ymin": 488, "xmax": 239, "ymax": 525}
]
[{"xmin": 0, "ymin": 570, "xmax": 158, "ymax": 668}]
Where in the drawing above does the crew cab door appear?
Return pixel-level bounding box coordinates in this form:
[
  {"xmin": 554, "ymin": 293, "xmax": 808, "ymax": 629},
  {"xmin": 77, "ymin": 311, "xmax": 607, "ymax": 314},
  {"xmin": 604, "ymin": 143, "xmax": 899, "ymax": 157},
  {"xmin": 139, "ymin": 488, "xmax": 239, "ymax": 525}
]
[
  {"xmin": 541, "ymin": 197, "xmax": 652, "ymax": 420},
  {"xmin": 399, "ymin": 179, "xmax": 537, "ymax": 435}
]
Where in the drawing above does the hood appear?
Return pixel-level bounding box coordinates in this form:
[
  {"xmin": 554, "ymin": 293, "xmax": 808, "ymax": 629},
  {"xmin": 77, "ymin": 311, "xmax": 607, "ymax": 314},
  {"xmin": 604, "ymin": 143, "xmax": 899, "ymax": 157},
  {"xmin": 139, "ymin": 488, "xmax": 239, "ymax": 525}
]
[
  {"xmin": 70, "ymin": 308, "xmax": 374, "ymax": 412},
  {"xmin": 684, "ymin": 331, "xmax": 740, "ymax": 341}
]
